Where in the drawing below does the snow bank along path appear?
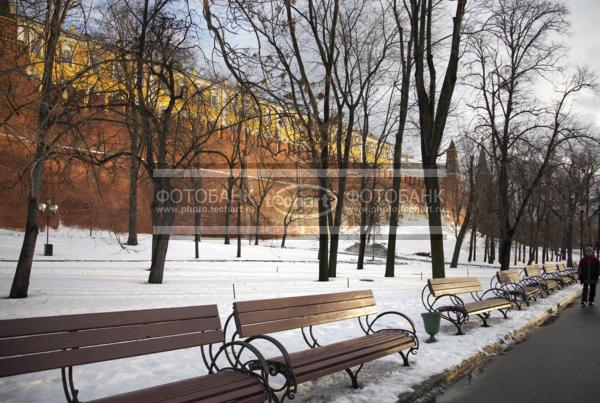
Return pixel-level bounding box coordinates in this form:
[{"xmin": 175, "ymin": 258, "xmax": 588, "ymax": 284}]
[{"xmin": 0, "ymin": 228, "xmax": 580, "ymax": 402}]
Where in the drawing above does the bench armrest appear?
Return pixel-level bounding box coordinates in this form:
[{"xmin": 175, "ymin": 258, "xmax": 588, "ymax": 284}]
[
  {"xmin": 422, "ymin": 284, "xmax": 467, "ymax": 312},
  {"xmin": 524, "ymin": 274, "xmax": 549, "ymax": 288},
  {"xmin": 474, "ymin": 287, "xmax": 512, "ymax": 303},
  {"xmin": 542, "ymin": 271, "xmax": 562, "ymax": 281},
  {"xmin": 208, "ymin": 340, "xmax": 277, "ymax": 401},
  {"xmin": 499, "ymin": 281, "xmax": 527, "ymax": 295},
  {"xmin": 361, "ymin": 311, "xmax": 417, "ymax": 335},
  {"xmin": 244, "ymin": 335, "xmax": 298, "ymax": 401},
  {"xmin": 209, "ymin": 340, "xmax": 269, "ymax": 373}
]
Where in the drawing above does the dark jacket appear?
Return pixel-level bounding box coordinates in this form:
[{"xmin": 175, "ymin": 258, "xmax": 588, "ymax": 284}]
[{"xmin": 578, "ymin": 256, "xmax": 600, "ymax": 284}]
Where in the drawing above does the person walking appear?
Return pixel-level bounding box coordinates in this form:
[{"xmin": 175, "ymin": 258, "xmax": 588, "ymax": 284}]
[{"xmin": 578, "ymin": 247, "xmax": 600, "ymax": 307}]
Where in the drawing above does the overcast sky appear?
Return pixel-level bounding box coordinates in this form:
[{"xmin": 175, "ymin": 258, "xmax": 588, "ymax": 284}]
[{"xmin": 567, "ymin": 0, "xmax": 600, "ymax": 126}]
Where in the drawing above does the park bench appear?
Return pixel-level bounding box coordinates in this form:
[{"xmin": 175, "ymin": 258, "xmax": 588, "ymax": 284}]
[
  {"xmin": 490, "ymin": 268, "xmax": 543, "ymax": 309},
  {"xmin": 557, "ymin": 261, "xmax": 578, "ymax": 282},
  {"xmin": 226, "ymin": 290, "xmax": 418, "ymax": 400},
  {"xmin": 522, "ymin": 264, "xmax": 561, "ymax": 294},
  {"xmin": 422, "ymin": 277, "xmax": 512, "ymax": 335},
  {"xmin": 545, "ymin": 262, "xmax": 575, "ymax": 285},
  {"xmin": 0, "ymin": 305, "xmax": 275, "ymax": 403}
]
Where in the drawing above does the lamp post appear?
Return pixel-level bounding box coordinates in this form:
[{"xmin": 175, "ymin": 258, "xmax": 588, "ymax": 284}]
[{"xmin": 38, "ymin": 200, "xmax": 59, "ymax": 256}]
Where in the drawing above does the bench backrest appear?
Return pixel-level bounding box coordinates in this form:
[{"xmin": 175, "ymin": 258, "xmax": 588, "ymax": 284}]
[
  {"xmin": 543, "ymin": 263, "xmax": 558, "ymax": 274},
  {"xmin": 233, "ymin": 290, "xmax": 377, "ymax": 338},
  {"xmin": 497, "ymin": 269, "xmax": 521, "ymax": 284},
  {"xmin": 0, "ymin": 305, "xmax": 222, "ymax": 378},
  {"xmin": 427, "ymin": 277, "xmax": 483, "ymax": 298},
  {"xmin": 557, "ymin": 262, "xmax": 568, "ymax": 272},
  {"xmin": 524, "ymin": 264, "xmax": 541, "ymax": 276}
]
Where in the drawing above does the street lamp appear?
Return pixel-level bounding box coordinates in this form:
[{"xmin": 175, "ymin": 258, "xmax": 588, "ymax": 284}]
[{"xmin": 38, "ymin": 200, "xmax": 59, "ymax": 256}]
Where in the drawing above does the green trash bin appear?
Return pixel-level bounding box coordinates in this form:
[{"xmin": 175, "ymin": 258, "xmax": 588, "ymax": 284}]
[{"xmin": 421, "ymin": 311, "xmax": 441, "ymax": 343}]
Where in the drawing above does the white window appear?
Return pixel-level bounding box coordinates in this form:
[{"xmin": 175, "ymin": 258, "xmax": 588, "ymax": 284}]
[
  {"xmin": 210, "ymin": 89, "xmax": 219, "ymax": 107},
  {"xmin": 62, "ymin": 43, "xmax": 74, "ymax": 64}
]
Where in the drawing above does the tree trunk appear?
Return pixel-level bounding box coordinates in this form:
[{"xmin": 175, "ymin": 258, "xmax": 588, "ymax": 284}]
[
  {"xmin": 450, "ymin": 218, "xmax": 470, "ymax": 268},
  {"xmin": 193, "ymin": 172, "xmax": 202, "ymax": 259},
  {"xmin": 10, "ymin": 194, "xmax": 42, "ymax": 298},
  {"xmin": 317, "ymin": 176, "xmax": 329, "ymax": 281},
  {"xmin": 148, "ymin": 178, "xmax": 174, "ymax": 284},
  {"xmin": 357, "ymin": 232, "xmax": 367, "ymax": 271},
  {"xmin": 468, "ymin": 214, "xmax": 477, "ymax": 262},
  {"xmin": 499, "ymin": 238, "xmax": 512, "ymax": 270},
  {"xmin": 473, "ymin": 226, "xmax": 477, "ymax": 261},
  {"xmin": 385, "ymin": 47, "xmax": 410, "ymax": 278},
  {"xmin": 281, "ymin": 225, "xmax": 288, "ymax": 248},
  {"xmin": 450, "ymin": 157, "xmax": 474, "ymax": 268},
  {"xmin": 468, "ymin": 229, "xmax": 473, "ymax": 262},
  {"xmin": 224, "ymin": 173, "xmax": 233, "ymax": 244},
  {"xmin": 423, "ymin": 162, "xmax": 445, "ymax": 278},
  {"xmin": 498, "ymin": 220, "xmax": 514, "ymax": 269},
  {"xmin": 484, "ymin": 236, "xmax": 489, "ymax": 262},
  {"xmin": 11, "ymin": 0, "xmax": 66, "ymax": 298},
  {"xmin": 254, "ymin": 206, "xmax": 260, "ymax": 246},
  {"xmin": 527, "ymin": 244, "xmax": 534, "ymax": 265},
  {"xmin": 328, "ymin": 166, "xmax": 350, "ymax": 278},
  {"xmin": 11, "ymin": 125, "xmax": 48, "ymax": 298},
  {"xmin": 386, "ymin": 162, "xmax": 402, "ymax": 277},
  {"xmin": 236, "ymin": 192, "xmax": 242, "ymax": 258},
  {"xmin": 127, "ymin": 152, "xmax": 139, "ymax": 246}
]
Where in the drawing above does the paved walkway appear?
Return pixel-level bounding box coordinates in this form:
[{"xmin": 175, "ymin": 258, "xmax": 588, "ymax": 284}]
[{"xmin": 437, "ymin": 296, "xmax": 600, "ymax": 403}]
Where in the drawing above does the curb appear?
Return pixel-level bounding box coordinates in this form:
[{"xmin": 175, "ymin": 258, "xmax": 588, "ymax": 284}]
[{"xmin": 398, "ymin": 289, "xmax": 582, "ymax": 403}]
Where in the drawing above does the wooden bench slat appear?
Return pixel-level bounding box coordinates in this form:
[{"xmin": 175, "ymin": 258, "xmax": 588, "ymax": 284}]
[
  {"xmin": 234, "ymin": 290, "xmax": 374, "ymax": 313},
  {"xmin": 152, "ymin": 375, "xmax": 264, "ymax": 403},
  {"xmin": 430, "ymin": 281, "xmax": 482, "ymax": 291},
  {"xmin": 238, "ymin": 305, "xmax": 378, "ymax": 338},
  {"xmin": 524, "ymin": 265, "xmax": 541, "ymax": 276},
  {"xmin": 237, "ymin": 297, "xmax": 376, "ymax": 326},
  {"xmin": 0, "ymin": 330, "xmax": 224, "ymax": 377},
  {"xmin": 90, "ymin": 370, "xmax": 262, "ymax": 403},
  {"xmin": 180, "ymin": 384, "xmax": 267, "ymax": 403},
  {"xmin": 0, "ymin": 317, "xmax": 221, "ymax": 358},
  {"xmin": 0, "ymin": 305, "xmax": 219, "ymax": 338},
  {"xmin": 430, "ymin": 285, "xmax": 483, "ymax": 297},
  {"xmin": 277, "ymin": 331, "xmax": 406, "ymax": 367},
  {"xmin": 428, "ymin": 277, "xmax": 476, "ymax": 285},
  {"xmin": 91, "ymin": 371, "xmax": 250, "ymax": 402},
  {"xmin": 428, "ymin": 277, "xmax": 484, "ymax": 297},
  {"xmin": 291, "ymin": 337, "xmax": 416, "ymax": 383},
  {"xmin": 523, "ymin": 287, "xmax": 540, "ymax": 295},
  {"xmin": 497, "ymin": 269, "xmax": 521, "ymax": 283},
  {"xmin": 464, "ymin": 299, "xmax": 512, "ymax": 315}
]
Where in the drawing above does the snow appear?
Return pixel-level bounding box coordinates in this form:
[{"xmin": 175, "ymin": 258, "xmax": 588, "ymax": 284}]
[{"xmin": 0, "ymin": 223, "xmax": 579, "ymax": 402}]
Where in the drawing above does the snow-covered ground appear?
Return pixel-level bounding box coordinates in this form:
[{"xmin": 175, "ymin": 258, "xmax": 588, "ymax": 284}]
[{"xmin": 0, "ymin": 222, "xmax": 579, "ymax": 402}]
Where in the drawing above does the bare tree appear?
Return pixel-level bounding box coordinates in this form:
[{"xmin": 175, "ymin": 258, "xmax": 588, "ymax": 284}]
[
  {"xmin": 247, "ymin": 149, "xmax": 276, "ymax": 246},
  {"xmin": 408, "ymin": 0, "xmax": 468, "ymax": 278},
  {"xmin": 96, "ymin": 0, "xmax": 210, "ymax": 283},
  {"xmin": 7, "ymin": 0, "xmax": 87, "ymax": 298},
  {"xmin": 385, "ymin": 0, "xmax": 414, "ymax": 277},
  {"xmin": 325, "ymin": 0, "xmax": 396, "ymax": 278},
  {"xmin": 466, "ymin": 0, "xmax": 596, "ymax": 269},
  {"xmin": 356, "ymin": 77, "xmax": 398, "ymax": 271},
  {"xmin": 204, "ymin": 0, "xmax": 351, "ymax": 281},
  {"xmin": 449, "ymin": 142, "xmax": 475, "ymax": 268}
]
